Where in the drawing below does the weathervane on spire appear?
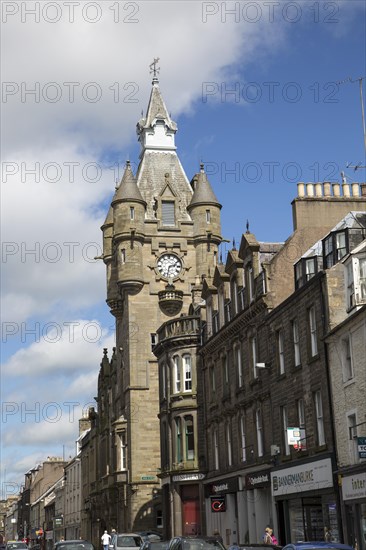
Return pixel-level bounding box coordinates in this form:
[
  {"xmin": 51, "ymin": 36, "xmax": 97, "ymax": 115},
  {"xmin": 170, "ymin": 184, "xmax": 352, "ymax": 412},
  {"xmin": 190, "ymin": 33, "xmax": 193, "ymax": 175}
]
[{"xmin": 149, "ymin": 58, "xmax": 160, "ymax": 79}]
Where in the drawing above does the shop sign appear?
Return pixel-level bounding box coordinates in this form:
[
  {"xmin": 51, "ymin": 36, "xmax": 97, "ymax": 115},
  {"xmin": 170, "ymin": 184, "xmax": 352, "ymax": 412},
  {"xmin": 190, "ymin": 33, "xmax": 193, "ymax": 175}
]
[
  {"xmin": 54, "ymin": 517, "xmax": 63, "ymax": 526},
  {"xmin": 357, "ymin": 437, "xmax": 366, "ymax": 459},
  {"xmin": 245, "ymin": 469, "xmax": 271, "ymax": 489},
  {"xmin": 287, "ymin": 427, "xmax": 301, "ymax": 445},
  {"xmin": 172, "ymin": 473, "xmax": 205, "ymax": 482},
  {"xmin": 205, "ymin": 476, "xmax": 239, "ymax": 497},
  {"xmin": 210, "ymin": 496, "xmax": 226, "ymax": 513},
  {"xmin": 271, "ymin": 458, "xmax": 333, "ymax": 496},
  {"xmin": 342, "ymin": 472, "xmax": 366, "ymax": 501}
]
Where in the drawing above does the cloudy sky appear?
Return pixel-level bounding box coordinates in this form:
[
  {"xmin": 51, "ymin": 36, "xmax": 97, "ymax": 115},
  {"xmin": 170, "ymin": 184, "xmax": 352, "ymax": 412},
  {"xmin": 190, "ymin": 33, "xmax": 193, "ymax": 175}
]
[{"xmin": 1, "ymin": 0, "xmax": 365, "ymax": 496}]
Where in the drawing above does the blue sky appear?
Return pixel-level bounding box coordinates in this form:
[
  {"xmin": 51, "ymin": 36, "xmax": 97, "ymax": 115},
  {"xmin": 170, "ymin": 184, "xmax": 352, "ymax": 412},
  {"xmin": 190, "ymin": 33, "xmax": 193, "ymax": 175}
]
[{"xmin": 1, "ymin": 0, "xmax": 365, "ymax": 497}]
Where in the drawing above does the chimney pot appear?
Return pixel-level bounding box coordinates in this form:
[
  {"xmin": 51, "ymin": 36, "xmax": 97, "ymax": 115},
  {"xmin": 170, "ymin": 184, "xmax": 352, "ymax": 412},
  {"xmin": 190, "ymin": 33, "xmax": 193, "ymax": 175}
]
[
  {"xmin": 306, "ymin": 183, "xmax": 314, "ymax": 197},
  {"xmin": 315, "ymin": 183, "xmax": 322, "ymax": 197},
  {"xmin": 297, "ymin": 182, "xmax": 305, "ymax": 197},
  {"xmin": 323, "ymin": 182, "xmax": 331, "ymax": 196},
  {"xmin": 333, "ymin": 183, "xmax": 341, "ymax": 197},
  {"xmin": 360, "ymin": 183, "xmax": 366, "ymax": 197},
  {"xmin": 342, "ymin": 183, "xmax": 350, "ymax": 197},
  {"xmin": 351, "ymin": 183, "xmax": 359, "ymax": 197}
]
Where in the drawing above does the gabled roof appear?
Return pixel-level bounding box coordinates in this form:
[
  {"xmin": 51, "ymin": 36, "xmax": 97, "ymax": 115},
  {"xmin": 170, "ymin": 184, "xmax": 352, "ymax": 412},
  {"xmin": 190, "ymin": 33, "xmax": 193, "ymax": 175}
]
[{"xmin": 225, "ymin": 249, "xmax": 244, "ymax": 274}]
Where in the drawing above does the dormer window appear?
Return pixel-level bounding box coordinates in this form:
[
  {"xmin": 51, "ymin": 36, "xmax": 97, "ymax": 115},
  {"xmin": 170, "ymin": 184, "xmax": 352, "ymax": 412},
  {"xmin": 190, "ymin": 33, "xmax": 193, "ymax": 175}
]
[
  {"xmin": 323, "ymin": 230, "xmax": 348, "ymax": 268},
  {"xmin": 162, "ymin": 200, "xmax": 175, "ymax": 226},
  {"xmin": 294, "ymin": 256, "xmax": 318, "ymax": 289}
]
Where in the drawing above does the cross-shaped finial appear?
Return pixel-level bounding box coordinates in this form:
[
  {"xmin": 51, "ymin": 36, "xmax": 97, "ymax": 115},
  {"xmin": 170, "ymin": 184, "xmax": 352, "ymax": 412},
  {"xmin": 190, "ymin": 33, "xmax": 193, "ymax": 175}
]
[{"xmin": 149, "ymin": 58, "xmax": 160, "ymax": 78}]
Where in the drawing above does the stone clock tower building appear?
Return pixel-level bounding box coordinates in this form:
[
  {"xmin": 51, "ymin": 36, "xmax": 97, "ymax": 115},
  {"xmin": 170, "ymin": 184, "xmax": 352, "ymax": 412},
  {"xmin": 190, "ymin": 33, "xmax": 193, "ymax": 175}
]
[{"xmin": 80, "ymin": 70, "xmax": 222, "ymax": 539}]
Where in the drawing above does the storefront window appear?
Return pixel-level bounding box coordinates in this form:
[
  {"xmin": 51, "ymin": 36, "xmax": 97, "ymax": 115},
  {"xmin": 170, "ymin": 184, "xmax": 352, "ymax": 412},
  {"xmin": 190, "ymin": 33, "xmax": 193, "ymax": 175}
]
[{"xmin": 287, "ymin": 496, "xmax": 340, "ymax": 543}]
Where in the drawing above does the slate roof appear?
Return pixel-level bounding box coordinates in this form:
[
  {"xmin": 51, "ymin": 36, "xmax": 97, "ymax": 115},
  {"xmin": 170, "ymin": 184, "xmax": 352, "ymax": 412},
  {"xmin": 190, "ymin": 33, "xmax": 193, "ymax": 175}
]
[
  {"xmin": 137, "ymin": 81, "xmax": 177, "ymax": 132},
  {"xmin": 112, "ymin": 161, "xmax": 145, "ymax": 205},
  {"xmin": 188, "ymin": 169, "xmax": 221, "ymax": 209}
]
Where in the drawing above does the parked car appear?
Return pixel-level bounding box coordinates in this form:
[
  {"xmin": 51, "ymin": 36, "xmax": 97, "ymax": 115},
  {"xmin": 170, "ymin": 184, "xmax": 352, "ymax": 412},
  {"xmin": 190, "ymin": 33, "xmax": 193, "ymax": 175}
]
[
  {"xmin": 110, "ymin": 534, "xmax": 143, "ymax": 550},
  {"xmin": 239, "ymin": 545, "xmax": 282, "ymax": 550},
  {"xmin": 138, "ymin": 534, "xmax": 163, "ymax": 543},
  {"xmin": 53, "ymin": 540, "xmax": 95, "ymax": 550},
  {"xmin": 282, "ymin": 544, "xmax": 354, "ymax": 550},
  {"xmin": 140, "ymin": 541, "xmax": 168, "ymax": 550},
  {"xmin": 6, "ymin": 543, "xmax": 28, "ymax": 550},
  {"xmin": 168, "ymin": 536, "xmax": 226, "ymax": 550}
]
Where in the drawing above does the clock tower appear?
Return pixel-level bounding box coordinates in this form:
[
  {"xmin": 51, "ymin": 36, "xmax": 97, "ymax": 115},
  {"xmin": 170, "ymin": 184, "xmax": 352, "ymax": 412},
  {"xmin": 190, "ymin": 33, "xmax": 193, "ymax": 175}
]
[{"xmin": 98, "ymin": 67, "xmax": 222, "ymax": 533}]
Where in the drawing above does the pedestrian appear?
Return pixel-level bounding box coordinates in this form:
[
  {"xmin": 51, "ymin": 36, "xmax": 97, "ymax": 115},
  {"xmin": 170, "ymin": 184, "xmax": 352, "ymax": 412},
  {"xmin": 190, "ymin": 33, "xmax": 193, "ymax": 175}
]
[
  {"xmin": 101, "ymin": 531, "xmax": 111, "ymax": 550},
  {"xmin": 111, "ymin": 529, "xmax": 117, "ymax": 550},
  {"xmin": 324, "ymin": 527, "xmax": 332, "ymax": 542},
  {"xmin": 263, "ymin": 527, "xmax": 274, "ymax": 545}
]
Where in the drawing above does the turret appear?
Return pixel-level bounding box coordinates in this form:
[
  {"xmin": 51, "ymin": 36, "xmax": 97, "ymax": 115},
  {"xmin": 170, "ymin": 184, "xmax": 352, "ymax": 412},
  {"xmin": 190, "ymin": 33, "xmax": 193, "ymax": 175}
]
[
  {"xmin": 187, "ymin": 163, "xmax": 222, "ymax": 277},
  {"xmin": 111, "ymin": 161, "xmax": 146, "ymax": 295}
]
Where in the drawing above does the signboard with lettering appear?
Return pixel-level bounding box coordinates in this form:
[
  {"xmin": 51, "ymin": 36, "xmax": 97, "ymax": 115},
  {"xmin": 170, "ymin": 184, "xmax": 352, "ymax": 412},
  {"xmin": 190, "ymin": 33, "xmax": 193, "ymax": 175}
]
[
  {"xmin": 271, "ymin": 458, "xmax": 333, "ymax": 496},
  {"xmin": 172, "ymin": 473, "xmax": 205, "ymax": 482},
  {"xmin": 204, "ymin": 476, "xmax": 239, "ymax": 497},
  {"xmin": 342, "ymin": 472, "xmax": 366, "ymax": 501},
  {"xmin": 357, "ymin": 437, "xmax": 366, "ymax": 459},
  {"xmin": 245, "ymin": 469, "xmax": 271, "ymax": 489}
]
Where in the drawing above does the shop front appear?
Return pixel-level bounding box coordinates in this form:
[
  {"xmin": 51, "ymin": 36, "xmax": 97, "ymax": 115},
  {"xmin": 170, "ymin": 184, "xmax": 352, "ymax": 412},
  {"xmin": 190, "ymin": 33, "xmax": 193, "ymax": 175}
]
[
  {"xmin": 169, "ymin": 473, "xmax": 205, "ymax": 538},
  {"xmin": 242, "ymin": 469, "xmax": 274, "ymax": 545},
  {"xmin": 271, "ymin": 457, "xmax": 340, "ymax": 544},
  {"xmin": 204, "ymin": 476, "xmax": 239, "ymax": 546},
  {"xmin": 341, "ymin": 470, "xmax": 366, "ymax": 550}
]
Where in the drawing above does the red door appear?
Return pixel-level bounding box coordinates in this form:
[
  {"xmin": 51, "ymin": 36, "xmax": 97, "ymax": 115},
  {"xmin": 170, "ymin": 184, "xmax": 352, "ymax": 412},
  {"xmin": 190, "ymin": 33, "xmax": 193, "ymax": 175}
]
[{"xmin": 182, "ymin": 499, "xmax": 200, "ymax": 535}]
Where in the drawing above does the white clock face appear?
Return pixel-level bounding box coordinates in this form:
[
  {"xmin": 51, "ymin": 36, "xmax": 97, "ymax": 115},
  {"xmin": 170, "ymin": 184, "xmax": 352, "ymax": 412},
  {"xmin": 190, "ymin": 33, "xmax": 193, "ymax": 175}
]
[{"xmin": 157, "ymin": 254, "xmax": 182, "ymax": 279}]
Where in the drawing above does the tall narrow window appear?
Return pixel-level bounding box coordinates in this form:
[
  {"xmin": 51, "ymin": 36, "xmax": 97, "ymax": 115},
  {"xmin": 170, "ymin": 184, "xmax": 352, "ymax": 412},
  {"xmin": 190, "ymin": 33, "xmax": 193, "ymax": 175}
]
[
  {"xmin": 298, "ymin": 398, "xmax": 305, "ymax": 428},
  {"xmin": 175, "ymin": 417, "xmax": 182, "ymax": 462},
  {"xmin": 251, "ymin": 336, "xmax": 257, "ymax": 378},
  {"xmin": 324, "ymin": 236, "xmax": 334, "ymax": 268},
  {"xmin": 237, "ymin": 345, "xmax": 243, "ymax": 388},
  {"xmin": 347, "ymin": 412, "xmax": 358, "ymax": 462},
  {"xmin": 231, "ymin": 278, "xmax": 238, "ymax": 315},
  {"xmin": 183, "ymin": 355, "xmax": 192, "ymax": 391},
  {"xmin": 278, "ymin": 329, "xmax": 285, "ymax": 375},
  {"xmin": 162, "ymin": 201, "xmax": 175, "ymax": 226},
  {"xmin": 346, "ymin": 261, "xmax": 355, "ymax": 309},
  {"xmin": 130, "ymin": 206, "xmax": 135, "ymax": 220},
  {"xmin": 156, "ymin": 510, "xmax": 163, "ymax": 529},
  {"xmin": 248, "ymin": 266, "xmax": 254, "ymax": 302},
  {"xmin": 309, "ymin": 306, "xmax": 318, "ymax": 357},
  {"xmin": 314, "ymin": 391, "xmax": 325, "ymax": 446},
  {"xmin": 173, "ymin": 355, "xmax": 181, "ymax": 393},
  {"xmin": 360, "ymin": 258, "xmax": 366, "ymax": 300},
  {"xmin": 121, "ymin": 249, "xmax": 126, "ymax": 264},
  {"xmin": 150, "ymin": 333, "xmax": 157, "ymax": 352},
  {"xmin": 223, "ymin": 355, "xmax": 229, "ymax": 392},
  {"xmin": 342, "ymin": 336, "xmax": 353, "ymax": 382},
  {"xmin": 240, "ymin": 414, "xmax": 246, "ymax": 462},
  {"xmin": 281, "ymin": 406, "xmax": 290, "ymax": 455},
  {"xmin": 118, "ymin": 432, "xmax": 127, "ymax": 470},
  {"xmin": 256, "ymin": 408, "xmax": 264, "ymax": 457},
  {"xmin": 213, "ymin": 427, "xmax": 219, "ymax": 470},
  {"xmin": 161, "ymin": 362, "xmax": 167, "ymax": 399},
  {"xmin": 206, "ymin": 209, "xmax": 211, "ymax": 223},
  {"xmin": 226, "ymin": 421, "xmax": 232, "ymax": 466},
  {"xmin": 305, "ymin": 258, "xmax": 316, "ymax": 281},
  {"xmin": 292, "ymin": 320, "xmax": 301, "ymax": 367},
  {"xmin": 209, "ymin": 366, "xmax": 216, "ymax": 402},
  {"xmin": 336, "ymin": 231, "xmax": 347, "ymax": 260},
  {"xmin": 185, "ymin": 416, "xmax": 194, "ymax": 460}
]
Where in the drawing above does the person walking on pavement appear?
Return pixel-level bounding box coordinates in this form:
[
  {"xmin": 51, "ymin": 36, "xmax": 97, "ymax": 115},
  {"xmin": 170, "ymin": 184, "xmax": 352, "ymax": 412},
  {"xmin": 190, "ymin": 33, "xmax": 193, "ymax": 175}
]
[{"xmin": 101, "ymin": 531, "xmax": 111, "ymax": 550}]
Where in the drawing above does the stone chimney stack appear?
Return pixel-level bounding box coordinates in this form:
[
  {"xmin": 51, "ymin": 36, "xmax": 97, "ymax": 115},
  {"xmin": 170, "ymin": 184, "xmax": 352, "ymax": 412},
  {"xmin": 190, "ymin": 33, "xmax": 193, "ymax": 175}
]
[{"xmin": 292, "ymin": 181, "xmax": 366, "ymax": 230}]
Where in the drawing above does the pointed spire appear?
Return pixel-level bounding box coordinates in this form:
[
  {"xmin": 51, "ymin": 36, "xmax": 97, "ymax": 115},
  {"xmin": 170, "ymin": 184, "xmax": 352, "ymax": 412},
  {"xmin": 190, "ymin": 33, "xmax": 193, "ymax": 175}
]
[
  {"xmin": 188, "ymin": 163, "xmax": 221, "ymax": 209},
  {"xmin": 112, "ymin": 161, "xmax": 146, "ymax": 206}
]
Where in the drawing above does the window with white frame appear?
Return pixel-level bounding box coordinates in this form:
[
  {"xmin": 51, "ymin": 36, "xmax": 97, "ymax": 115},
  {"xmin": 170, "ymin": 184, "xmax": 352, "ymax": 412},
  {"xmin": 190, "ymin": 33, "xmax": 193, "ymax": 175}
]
[
  {"xmin": 314, "ymin": 391, "xmax": 325, "ymax": 446},
  {"xmin": 213, "ymin": 427, "xmax": 219, "ymax": 470},
  {"xmin": 173, "ymin": 355, "xmax": 181, "ymax": 393},
  {"xmin": 359, "ymin": 257, "xmax": 366, "ymax": 301},
  {"xmin": 226, "ymin": 421, "xmax": 232, "ymax": 466},
  {"xmin": 281, "ymin": 406, "xmax": 290, "ymax": 455},
  {"xmin": 183, "ymin": 354, "xmax": 192, "ymax": 391},
  {"xmin": 309, "ymin": 306, "xmax": 318, "ymax": 357},
  {"xmin": 278, "ymin": 329, "xmax": 285, "ymax": 375},
  {"xmin": 347, "ymin": 412, "xmax": 358, "ymax": 462},
  {"xmin": 118, "ymin": 432, "xmax": 127, "ymax": 470},
  {"xmin": 240, "ymin": 413, "xmax": 246, "ymax": 462},
  {"xmin": 342, "ymin": 336, "xmax": 354, "ymax": 382},
  {"xmin": 236, "ymin": 345, "xmax": 243, "ymax": 388},
  {"xmin": 256, "ymin": 408, "xmax": 264, "ymax": 457},
  {"xmin": 251, "ymin": 336, "xmax": 257, "ymax": 378},
  {"xmin": 185, "ymin": 415, "xmax": 195, "ymax": 460},
  {"xmin": 292, "ymin": 319, "xmax": 301, "ymax": 367}
]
